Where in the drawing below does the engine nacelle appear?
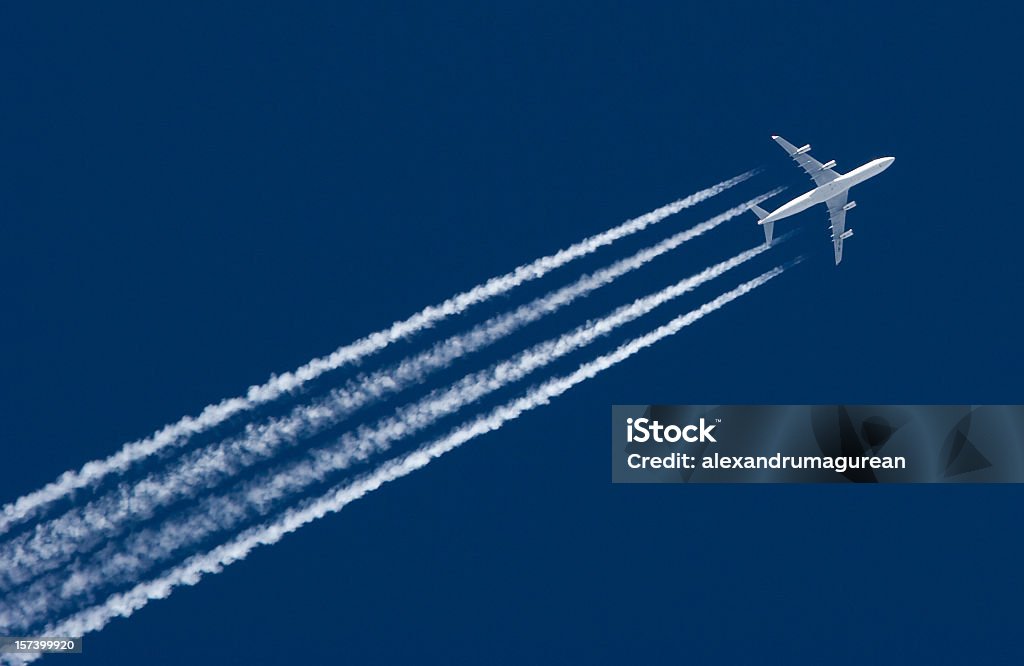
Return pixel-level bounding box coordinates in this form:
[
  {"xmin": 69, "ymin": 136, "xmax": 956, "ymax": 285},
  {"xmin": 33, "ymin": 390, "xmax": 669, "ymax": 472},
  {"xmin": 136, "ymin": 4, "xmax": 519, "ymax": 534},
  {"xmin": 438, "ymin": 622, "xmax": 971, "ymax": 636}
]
[
  {"xmin": 820, "ymin": 159, "xmax": 837, "ymax": 170},
  {"xmin": 842, "ymin": 200, "xmax": 857, "ymax": 211},
  {"xmin": 795, "ymin": 144, "xmax": 812, "ymax": 155},
  {"xmin": 839, "ymin": 229, "xmax": 854, "ymax": 240}
]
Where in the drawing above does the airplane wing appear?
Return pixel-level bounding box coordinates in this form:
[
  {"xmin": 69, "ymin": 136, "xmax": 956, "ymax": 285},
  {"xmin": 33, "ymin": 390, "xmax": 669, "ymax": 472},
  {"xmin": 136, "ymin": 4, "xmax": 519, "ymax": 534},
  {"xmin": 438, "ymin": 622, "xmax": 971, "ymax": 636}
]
[
  {"xmin": 772, "ymin": 135, "xmax": 841, "ymax": 187},
  {"xmin": 827, "ymin": 191, "xmax": 849, "ymax": 265}
]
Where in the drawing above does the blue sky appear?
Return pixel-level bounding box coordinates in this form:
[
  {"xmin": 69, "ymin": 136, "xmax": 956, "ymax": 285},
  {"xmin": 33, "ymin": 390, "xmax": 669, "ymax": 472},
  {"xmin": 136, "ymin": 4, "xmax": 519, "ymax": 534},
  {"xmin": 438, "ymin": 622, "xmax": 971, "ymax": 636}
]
[{"xmin": 1, "ymin": 2, "xmax": 1021, "ymax": 663}]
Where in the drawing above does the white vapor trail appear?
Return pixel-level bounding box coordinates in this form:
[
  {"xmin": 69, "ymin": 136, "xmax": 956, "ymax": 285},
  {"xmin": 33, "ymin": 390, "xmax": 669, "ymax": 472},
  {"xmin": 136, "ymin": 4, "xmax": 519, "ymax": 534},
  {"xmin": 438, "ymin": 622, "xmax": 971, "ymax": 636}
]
[
  {"xmin": 0, "ymin": 171, "xmax": 755, "ymax": 537},
  {"xmin": 1, "ymin": 237, "xmax": 792, "ymax": 631},
  {"xmin": 10, "ymin": 261, "xmax": 799, "ymax": 658},
  {"xmin": 0, "ymin": 190, "xmax": 780, "ymax": 591}
]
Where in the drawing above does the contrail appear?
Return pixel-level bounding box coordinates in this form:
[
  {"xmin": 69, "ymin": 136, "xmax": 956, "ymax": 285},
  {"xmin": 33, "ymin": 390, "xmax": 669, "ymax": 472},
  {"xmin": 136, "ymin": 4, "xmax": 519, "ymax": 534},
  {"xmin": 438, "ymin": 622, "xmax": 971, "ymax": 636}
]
[
  {"xmin": 9, "ymin": 261, "xmax": 799, "ymax": 656},
  {"xmin": 0, "ymin": 172, "xmax": 754, "ymax": 537},
  {"xmin": 1, "ymin": 239, "xmax": 791, "ymax": 629},
  {"xmin": 0, "ymin": 191, "xmax": 781, "ymax": 591}
]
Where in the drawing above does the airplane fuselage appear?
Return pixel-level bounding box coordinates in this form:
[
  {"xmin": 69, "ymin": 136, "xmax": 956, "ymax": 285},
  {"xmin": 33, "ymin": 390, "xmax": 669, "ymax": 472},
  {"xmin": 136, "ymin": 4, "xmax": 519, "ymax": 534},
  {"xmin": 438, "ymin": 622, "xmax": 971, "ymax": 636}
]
[{"xmin": 759, "ymin": 156, "xmax": 894, "ymax": 226}]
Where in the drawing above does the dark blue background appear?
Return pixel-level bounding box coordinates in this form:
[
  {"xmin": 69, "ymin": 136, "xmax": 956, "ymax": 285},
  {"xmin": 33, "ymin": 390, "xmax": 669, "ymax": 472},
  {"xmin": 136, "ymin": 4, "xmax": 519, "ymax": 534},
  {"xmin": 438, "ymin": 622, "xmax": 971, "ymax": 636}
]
[{"xmin": 2, "ymin": 2, "xmax": 1021, "ymax": 663}]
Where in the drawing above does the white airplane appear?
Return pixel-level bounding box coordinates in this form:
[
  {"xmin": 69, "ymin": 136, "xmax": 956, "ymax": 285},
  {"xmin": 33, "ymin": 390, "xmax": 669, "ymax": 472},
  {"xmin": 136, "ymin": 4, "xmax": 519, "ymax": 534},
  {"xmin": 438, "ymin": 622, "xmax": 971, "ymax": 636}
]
[{"xmin": 751, "ymin": 135, "xmax": 894, "ymax": 264}]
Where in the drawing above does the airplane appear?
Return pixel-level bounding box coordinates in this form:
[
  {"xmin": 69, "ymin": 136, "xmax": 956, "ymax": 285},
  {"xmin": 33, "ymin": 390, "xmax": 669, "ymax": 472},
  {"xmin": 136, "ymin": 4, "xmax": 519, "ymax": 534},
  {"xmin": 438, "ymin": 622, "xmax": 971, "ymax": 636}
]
[{"xmin": 751, "ymin": 135, "xmax": 894, "ymax": 264}]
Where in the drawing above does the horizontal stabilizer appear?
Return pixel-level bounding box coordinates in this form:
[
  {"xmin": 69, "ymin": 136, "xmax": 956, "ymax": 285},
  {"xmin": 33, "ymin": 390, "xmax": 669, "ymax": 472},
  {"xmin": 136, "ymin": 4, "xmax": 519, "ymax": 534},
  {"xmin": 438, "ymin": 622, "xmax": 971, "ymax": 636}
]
[
  {"xmin": 749, "ymin": 204, "xmax": 773, "ymax": 244},
  {"xmin": 749, "ymin": 204, "xmax": 770, "ymax": 221},
  {"xmin": 749, "ymin": 203, "xmax": 770, "ymax": 244}
]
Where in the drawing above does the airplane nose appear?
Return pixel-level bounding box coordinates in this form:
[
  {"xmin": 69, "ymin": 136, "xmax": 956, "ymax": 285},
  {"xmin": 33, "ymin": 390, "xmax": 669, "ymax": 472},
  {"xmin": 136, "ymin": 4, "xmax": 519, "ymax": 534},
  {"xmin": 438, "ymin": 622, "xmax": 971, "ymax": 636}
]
[{"xmin": 881, "ymin": 156, "xmax": 895, "ymax": 170}]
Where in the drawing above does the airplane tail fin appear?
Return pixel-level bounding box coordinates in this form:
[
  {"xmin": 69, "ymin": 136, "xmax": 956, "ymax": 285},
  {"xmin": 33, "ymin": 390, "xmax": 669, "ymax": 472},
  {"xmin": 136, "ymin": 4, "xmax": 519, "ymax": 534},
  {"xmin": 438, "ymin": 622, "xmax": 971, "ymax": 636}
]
[{"xmin": 750, "ymin": 204, "xmax": 773, "ymax": 245}]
